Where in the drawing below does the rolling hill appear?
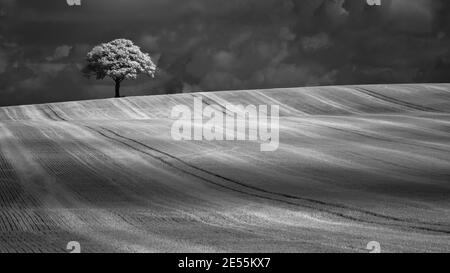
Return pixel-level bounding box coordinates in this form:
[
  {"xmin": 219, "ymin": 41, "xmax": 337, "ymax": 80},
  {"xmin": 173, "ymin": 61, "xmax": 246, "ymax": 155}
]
[{"xmin": 0, "ymin": 84, "xmax": 449, "ymax": 252}]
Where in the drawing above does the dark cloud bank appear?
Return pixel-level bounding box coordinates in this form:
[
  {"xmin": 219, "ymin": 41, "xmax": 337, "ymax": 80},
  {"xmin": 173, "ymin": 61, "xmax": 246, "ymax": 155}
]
[{"xmin": 0, "ymin": 0, "xmax": 449, "ymax": 106}]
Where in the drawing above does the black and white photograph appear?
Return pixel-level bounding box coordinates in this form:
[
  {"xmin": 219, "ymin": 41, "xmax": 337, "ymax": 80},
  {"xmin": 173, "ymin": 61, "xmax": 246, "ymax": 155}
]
[{"xmin": 0, "ymin": 0, "xmax": 449, "ymax": 259}]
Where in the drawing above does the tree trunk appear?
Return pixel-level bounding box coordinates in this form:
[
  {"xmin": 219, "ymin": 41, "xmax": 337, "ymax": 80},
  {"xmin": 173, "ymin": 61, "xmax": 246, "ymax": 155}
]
[{"xmin": 115, "ymin": 80, "xmax": 121, "ymax": 98}]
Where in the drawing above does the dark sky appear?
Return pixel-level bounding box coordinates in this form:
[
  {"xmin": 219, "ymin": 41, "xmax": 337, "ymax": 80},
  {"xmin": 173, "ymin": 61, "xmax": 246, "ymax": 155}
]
[{"xmin": 0, "ymin": 0, "xmax": 449, "ymax": 106}]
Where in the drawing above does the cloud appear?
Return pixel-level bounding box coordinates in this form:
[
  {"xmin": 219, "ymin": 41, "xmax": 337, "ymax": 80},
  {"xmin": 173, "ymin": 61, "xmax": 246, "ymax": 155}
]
[
  {"xmin": 279, "ymin": 26, "xmax": 296, "ymax": 41},
  {"xmin": 140, "ymin": 35, "xmax": 160, "ymax": 51},
  {"xmin": 251, "ymin": 63, "xmax": 337, "ymax": 88},
  {"xmin": 301, "ymin": 33, "xmax": 332, "ymax": 52},
  {"xmin": 0, "ymin": 0, "xmax": 449, "ymax": 106},
  {"xmin": 386, "ymin": 0, "xmax": 435, "ymax": 33},
  {"xmin": 323, "ymin": 0, "xmax": 349, "ymax": 25},
  {"xmin": 15, "ymin": 63, "xmax": 69, "ymax": 92},
  {"xmin": 200, "ymin": 71, "xmax": 242, "ymax": 91},
  {"xmin": 26, "ymin": 62, "xmax": 68, "ymax": 75},
  {"xmin": 213, "ymin": 51, "xmax": 235, "ymax": 70},
  {"xmin": 46, "ymin": 45, "xmax": 72, "ymax": 62},
  {"xmin": 182, "ymin": 82, "xmax": 201, "ymax": 93},
  {"xmin": 0, "ymin": 49, "xmax": 6, "ymax": 74}
]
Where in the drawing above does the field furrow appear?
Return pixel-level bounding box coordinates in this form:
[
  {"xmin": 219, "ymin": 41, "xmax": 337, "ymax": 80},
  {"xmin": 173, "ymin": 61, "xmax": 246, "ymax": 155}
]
[{"xmin": 0, "ymin": 84, "xmax": 449, "ymax": 252}]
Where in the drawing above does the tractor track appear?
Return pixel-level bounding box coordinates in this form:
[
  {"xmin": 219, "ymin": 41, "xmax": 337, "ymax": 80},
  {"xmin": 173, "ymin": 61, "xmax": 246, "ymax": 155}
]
[
  {"xmin": 82, "ymin": 124, "xmax": 450, "ymax": 235},
  {"xmin": 353, "ymin": 87, "xmax": 438, "ymax": 113},
  {"xmin": 1, "ymin": 84, "xmax": 450, "ymax": 252}
]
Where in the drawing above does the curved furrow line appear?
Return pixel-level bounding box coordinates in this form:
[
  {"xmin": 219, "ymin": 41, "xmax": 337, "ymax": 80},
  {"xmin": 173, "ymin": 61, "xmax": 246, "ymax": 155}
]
[
  {"xmin": 1, "ymin": 84, "xmax": 449, "ymax": 122},
  {"xmin": 197, "ymin": 94, "xmax": 234, "ymax": 117},
  {"xmin": 82, "ymin": 125, "xmax": 320, "ymax": 209},
  {"xmin": 0, "ymin": 133, "xmax": 40, "ymax": 211},
  {"xmin": 95, "ymin": 125, "xmax": 450, "ymax": 234},
  {"xmin": 1, "ymin": 124, "xmax": 162, "ymax": 252},
  {"xmin": 353, "ymin": 87, "xmax": 438, "ymax": 112},
  {"xmin": 1, "ymin": 108, "xmax": 15, "ymax": 121},
  {"xmin": 4, "ymin": 125, "xmax": 159, "ymax": 251},
  {"xmin": 123, "ymin": 98, "xmax": 153, "ymax": 119},
  {"xmin": 253, "ymin": 91, "xmax": 311, "ymax": 116},
  {"xmin": 30, "ymin": 105, "xmax": 59, "ymax": 122},
  {"xmin": 11, "ymin": 123, "xmax": 138, "ymax": 207},
  {"xmin": 300, "ymin": 118, "xmax": 450, "ymax": 154},
  {"xmin": 110, "ymin": 99, "xmax": 149, "ymax": 120},
  {"xmin": 46, "ymin": 122, "xmax": 210, "ymax": 211},
  {"xmin": 85, "ymin": 124, "xmax": 409, "ymax": 230},
  {"xmin": 0, "ymin": 126, "xmax": 68, "ymax": 236},
  {"xmin": 46, "ymin": 105, "xmax": 67, "ymax": 121},
  {"xmin": 302, "ymin": 94, "xmax": 355, "ymax": 115}
]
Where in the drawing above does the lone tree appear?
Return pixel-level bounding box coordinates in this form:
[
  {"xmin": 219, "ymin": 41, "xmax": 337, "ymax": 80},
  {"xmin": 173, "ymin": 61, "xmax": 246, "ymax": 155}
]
[{"xmin": 83, "ymin": 39, "xmax": 156, "ymax": 98}]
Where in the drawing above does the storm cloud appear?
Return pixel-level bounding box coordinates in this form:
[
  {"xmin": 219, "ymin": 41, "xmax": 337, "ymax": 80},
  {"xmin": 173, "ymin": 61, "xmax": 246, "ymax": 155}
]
[{"xmin": 0, "ymin": 0, "xmax": 449, "ymax": 106}]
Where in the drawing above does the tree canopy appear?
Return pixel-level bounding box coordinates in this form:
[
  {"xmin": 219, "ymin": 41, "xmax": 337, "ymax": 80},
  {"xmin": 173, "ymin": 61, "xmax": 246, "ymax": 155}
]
[{"xmin": 83, "ymin": 39, "xmax": 156, "ymax": 97}]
